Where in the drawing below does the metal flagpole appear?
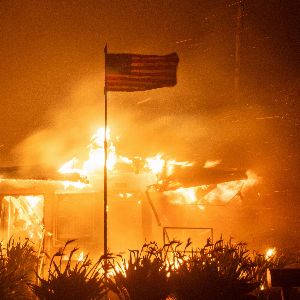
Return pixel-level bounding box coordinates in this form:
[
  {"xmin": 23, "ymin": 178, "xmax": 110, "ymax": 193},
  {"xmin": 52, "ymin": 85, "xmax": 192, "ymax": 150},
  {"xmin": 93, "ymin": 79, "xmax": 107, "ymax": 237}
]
[{"xmin": 103, "ymin": 44, "xmax": 108, "ymax": 258}]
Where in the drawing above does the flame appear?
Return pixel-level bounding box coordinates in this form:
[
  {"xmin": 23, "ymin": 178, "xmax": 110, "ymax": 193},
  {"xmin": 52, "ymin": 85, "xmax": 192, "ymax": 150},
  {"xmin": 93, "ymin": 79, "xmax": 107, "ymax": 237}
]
[
  {"xmin": 145, "ymin": 154, "xmax": 193, "ymax": 177},
  {"xmin": 62, "ymin": 180, "xmax": 88, "ymax": 190},
  {"xmin": 203, "ymin": 159, "xmax": 222, "ymax": 168},
  {"xmin": 58, "ymin": 128, "xmax": 257, "ymax": 209},
  {"xmin": 59, "ymin": 129, "xmax": 193, "ymax": 180},
  {"xmin": 59, "ymin": 158, "xmax": 81, "ymax": 174},
  {"xmin": 26, "ymin": 195, "xmax": 41, "ymax": 209},
  {"xmin": 164, "ymin": 177, "xmax": 254, "ymax": 208},
  {"xmin": 83, "ymin": 127, "xmax": 117, "ymax": 173},
  {"xmin": 118, "ymin": 193, "xmax": 133, "ymax": 199},
  {"xmin": 106, "ymin": 263, "xmax": 127, "ymax": 278},
  {"xmin": 3, "ymin": 195, "xmax": 44, "ymax": 242},
  {"xmin": 265, "ymin": 247, "xmax": 276, "ymax": 260},
  {"xmin": 204, "ymin": 180, "xmax": 244, "ymax": 204},
  {"xmin": 78, "ymin": 251, "xmax": 85, "ymax": 262},
  {"xmin": 58, "ymin": 127, "xmax": 117, "ymax": 177},
  {"xmin": 146, "ymin": 154, "xmax": 165, "ymax": 175}
]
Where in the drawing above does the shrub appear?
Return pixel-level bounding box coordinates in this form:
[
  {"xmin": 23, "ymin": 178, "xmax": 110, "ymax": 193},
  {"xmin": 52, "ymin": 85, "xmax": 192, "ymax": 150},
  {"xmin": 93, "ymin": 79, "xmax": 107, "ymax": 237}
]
[
  {"xmin": 108, "ymin": 241, "xmax": 172, "ymax": 300},
  {"xmin": 30, "ymin": 240, "xmax": 107, "ymax": 300},
  {"xmin": 169, "ymin": 238, "xmax": 271, "ymax": 300},
  {"xmin": 0, "ymin": 238, "xmax": 37, "ymax": 300}
]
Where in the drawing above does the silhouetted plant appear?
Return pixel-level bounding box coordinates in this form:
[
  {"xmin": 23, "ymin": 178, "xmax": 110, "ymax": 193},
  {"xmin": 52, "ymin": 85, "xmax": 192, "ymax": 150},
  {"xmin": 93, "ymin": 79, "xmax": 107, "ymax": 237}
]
[
  {"xmin": 3, "ymin": 237, "xmax": 289, "ymax": 300},
  {"xmin": 254, "ymin": 248, "xmax": 294, "ymax": 300},
  {"xmin": 108, "ymin": 241, "xmax": 173, "ymax": 300},
  {"xmin": 0, "ymin": 238, "xmax": 37, "ymax": 299},
  {"xmin": 30, "ymin": 240, "xmax": 107, "ymax": 300},
  {"xmin": 169, "ymin": 238, "xmax": 269, "ymax": 300}
]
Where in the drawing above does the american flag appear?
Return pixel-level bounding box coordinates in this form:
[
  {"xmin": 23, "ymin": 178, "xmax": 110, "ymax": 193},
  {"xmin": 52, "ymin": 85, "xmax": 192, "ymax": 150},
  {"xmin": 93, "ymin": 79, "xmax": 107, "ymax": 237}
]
[{"xmin": 105, "ymin": 52, "xmax": 179, "ymax": 92}]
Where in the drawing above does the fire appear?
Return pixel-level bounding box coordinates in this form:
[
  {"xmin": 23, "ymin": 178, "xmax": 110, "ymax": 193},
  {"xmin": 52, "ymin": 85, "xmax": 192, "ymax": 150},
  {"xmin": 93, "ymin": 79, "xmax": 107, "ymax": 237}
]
[
  {"xmin": 0, "ymin": 128, "xmax": 259, "ymax": 253},
  {"xmin": 145, "ymin": 154, "xmax": 193, "ymax": 177},
  {"xmin": 59, "ymin": 158, "xmax": 81, "ymax": 174},
  {"xmin": 2, "ymin": 195, "xmax": 44, "ymax": 242},
  {"xmin": 77, "ymin": 251, "xmax": 85, "ymax": 262},
  {"xmin": 26, "ymin": 195, "xmax": 41, "ymax": 209},
  {"xmin": 203, "ymin": 159, "xmax": 221, "ymax": 168},
  {"xmin": 83, "ymin": 127, "xmax": 117, "ymax": 173},
  {"xmin": 164, "ymin": 179, "xmax": 247, "ymax": 208},
  {"xmin": 204, "ymin": 180, "xmax": 245, "ymax": 204},
  {"xmin": 62, "ymin": 180, "xmax": 88, "ymax": 190},
  {"xmin": 146, "ymin": 154, "xmax": 165, "ymax": 175},
  {"xmin": 58, "ymin": 127, "xmax": 257, "ymax": 209},
  {"xmin": 59, "ymin": 128, "xmax": 193, "ymax": 180},
  {"xmin": 265, "ymin": 247, "xmax": 276, "ymax": 260},
  {"xmin": 59, "ymin": 127, "xmax": 117, "ymax": 177}
]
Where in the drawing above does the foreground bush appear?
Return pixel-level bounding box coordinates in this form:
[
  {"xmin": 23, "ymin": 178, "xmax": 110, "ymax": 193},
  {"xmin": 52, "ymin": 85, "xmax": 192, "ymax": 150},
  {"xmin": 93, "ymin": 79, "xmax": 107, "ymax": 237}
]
[
  {"xmin": 30, "ymin": 240, "xmax": 107, "ymax": 300},
  {"xmin": 169, "ymin": 238, "xmax": 265, "ymax": 300},
  {"xmin": 27, "ymin": 238, "xmax": 289, "ymax": 300},
  {"xmin": 108, "ymin": 241, "xmax": 172, "ymax": 300},
  {"xmin": 0, "ymin": 238, "xmax": 37, "ymax": 300},
  {"xmin": 109, "ymin": 238, "xmax": 279, "ymax": 300}
]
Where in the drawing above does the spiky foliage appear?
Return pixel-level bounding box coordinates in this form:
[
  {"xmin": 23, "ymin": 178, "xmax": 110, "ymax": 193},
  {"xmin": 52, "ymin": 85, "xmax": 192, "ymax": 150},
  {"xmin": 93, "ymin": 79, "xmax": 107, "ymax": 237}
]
[
  {"xmin": 254, "ymin": 249, "xmax": 294, "ymax": 300},
  {"xmin": 0, "ymin": 238, "xmax": 37, "ymax": 300},
  {"xmin": 169, "ymin": 238, "xmax": 270, "ymax": 300},
  {"xmin": 108, "ymin": 241, "xmax": 172, "ymax": 300},
  {"xmin": 30, "ymin": 240, "xmax": 107, "ymax": 300}
]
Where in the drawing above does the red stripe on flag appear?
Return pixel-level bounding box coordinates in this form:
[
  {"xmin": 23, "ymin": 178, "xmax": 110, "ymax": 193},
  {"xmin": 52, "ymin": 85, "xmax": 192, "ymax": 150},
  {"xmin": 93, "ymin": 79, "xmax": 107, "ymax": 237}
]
[{"xmin": 105, "ymin": 52, "xmax": 179, "ymax": 92}]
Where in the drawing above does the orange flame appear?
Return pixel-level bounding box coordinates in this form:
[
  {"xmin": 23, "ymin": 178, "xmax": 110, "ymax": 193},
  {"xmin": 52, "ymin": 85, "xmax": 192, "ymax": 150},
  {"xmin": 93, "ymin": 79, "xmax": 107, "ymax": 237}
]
[
  {"xmin": 3, "ymin": 195, "xmax": 44, "ymax": 241},
  {"xmin": 145, "ymin": 154, "xmax": 193, "ymax": 176},
  {"xmin": 58, "ymin": 127, "xmax": 257, "ymax": 209},
  {"xmin": 164, "ymin": 176, "xmax": 256, "ymax": 209},
  {"xmin": 146, "ymin": 154, "xmax": 165, "ymax": 175},
  {"xmin": 59, "ymin": 128, "xmax": 193, "ymax": 179},
  {"xmin": 59, "ymin": 127, "xmax": 117, "ymax": 177},
  {"xmin": 265, "ymin": 247, "xmax": 276, "ymax": 260}
]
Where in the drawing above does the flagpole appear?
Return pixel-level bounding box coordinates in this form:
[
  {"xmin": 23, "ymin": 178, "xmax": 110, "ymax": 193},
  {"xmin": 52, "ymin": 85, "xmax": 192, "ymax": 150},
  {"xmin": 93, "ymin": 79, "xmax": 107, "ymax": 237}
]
[{"xmin": 104, "ymin": 44, "xmax": 108, "ymax": 259}]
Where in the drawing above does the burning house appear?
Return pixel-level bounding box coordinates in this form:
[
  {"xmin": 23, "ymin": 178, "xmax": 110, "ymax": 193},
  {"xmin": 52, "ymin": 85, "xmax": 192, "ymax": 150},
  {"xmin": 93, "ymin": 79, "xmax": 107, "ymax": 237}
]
[{"xmin": 0, "ymin": 128, "xmax": 256, "ymax": 259}]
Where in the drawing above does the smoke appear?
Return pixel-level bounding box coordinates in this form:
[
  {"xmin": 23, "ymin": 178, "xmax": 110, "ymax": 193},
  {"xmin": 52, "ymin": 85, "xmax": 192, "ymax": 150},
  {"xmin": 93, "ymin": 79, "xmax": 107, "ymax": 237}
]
[
  {"xmin": 13, "ymin": 75, "xmax": 104, "ymax": 169},
  {"xmin": 12, "ymin": 71, "xmax": 279, "ymax": 176}
]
